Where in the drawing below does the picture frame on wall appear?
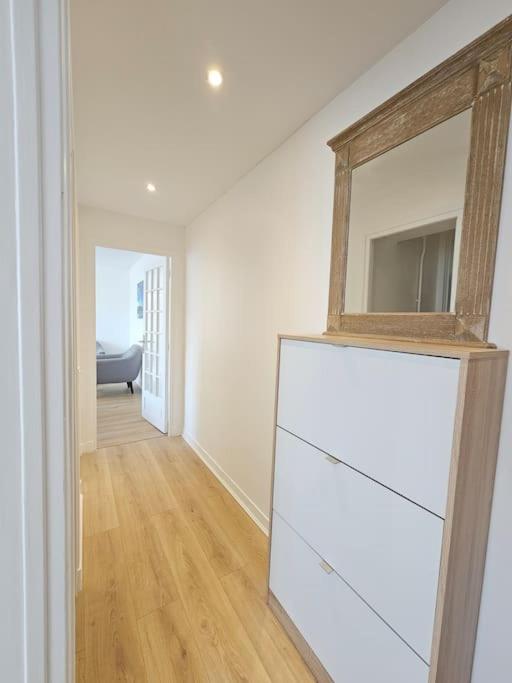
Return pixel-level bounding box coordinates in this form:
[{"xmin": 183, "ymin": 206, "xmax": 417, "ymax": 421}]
[{"xmin": 137, "ymin": 280, "xmax": 144, "ymax": 319}]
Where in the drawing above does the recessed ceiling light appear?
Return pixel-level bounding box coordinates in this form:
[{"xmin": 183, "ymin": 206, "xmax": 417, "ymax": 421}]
[
  {"xmin": 207, "ymin": 69, "xmax": 223, "ymax": 88},
  {"xmin": 146, "ymin": 182, "xmax": 156, "ymax": 193}
]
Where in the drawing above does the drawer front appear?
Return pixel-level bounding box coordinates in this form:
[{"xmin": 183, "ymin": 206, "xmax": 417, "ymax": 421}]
[
  {"xmin": 269, "ymin": 513, "xmax": 429, "ymax": 683},
  {"xmin": 277, "ymin": 339, "xmax": 460, "ymax": 516},
  {"xmin": 273, "ymin": 427, "xmax": 443, "ymax": 661}
]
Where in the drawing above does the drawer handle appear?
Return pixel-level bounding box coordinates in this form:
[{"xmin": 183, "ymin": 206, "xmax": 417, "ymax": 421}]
[
  {"xmin": 325, "ymin": 455, "xmax": 341, "ymax": 465},
  {"xmin": 319, "ymin": 559, "xmax": 334, "ymax": 574}
]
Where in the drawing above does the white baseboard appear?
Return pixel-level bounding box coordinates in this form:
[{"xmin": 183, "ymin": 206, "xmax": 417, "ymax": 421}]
[
  {"xmin": 79, "ymin": 439, "xmax": 96, "ymax": 454},
  {"xmin": 183, "ymin": 432, "xmax": 269, "ymax": 535},
  {"xmin": 169, "ymin": 423, "xmax": 183, "ymax": 437}
]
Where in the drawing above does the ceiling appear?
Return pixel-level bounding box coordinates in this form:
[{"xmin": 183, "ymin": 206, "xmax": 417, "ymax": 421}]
[{"xmin": 71, "ymin": 0, "xmax": 448, "ymax": 227}]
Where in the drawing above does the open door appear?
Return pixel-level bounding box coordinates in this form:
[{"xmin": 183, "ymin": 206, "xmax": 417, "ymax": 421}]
[{"xmin": 141, "ymin": 258, "xmax": 168, "ymax": 432}]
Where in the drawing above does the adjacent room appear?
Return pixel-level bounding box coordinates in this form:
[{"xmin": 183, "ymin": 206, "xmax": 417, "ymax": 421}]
[{"xmin": 95, "ymin": 246, "xmax": 169, "ymax": 448}]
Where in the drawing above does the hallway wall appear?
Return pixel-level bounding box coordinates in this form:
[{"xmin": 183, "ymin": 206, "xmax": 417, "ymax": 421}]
[{"xmin": 183, "ymin": 2, "xmax": 512, "ymax": 681}]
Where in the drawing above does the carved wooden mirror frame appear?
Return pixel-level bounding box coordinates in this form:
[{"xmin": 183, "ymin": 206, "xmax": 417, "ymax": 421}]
[{"xmin": 326, "ymin": 17, "xmax": 512, "ymax": 345}]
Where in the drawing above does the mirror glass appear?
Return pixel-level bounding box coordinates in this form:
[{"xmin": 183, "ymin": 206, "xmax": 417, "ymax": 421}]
[{"xmin": 344, "ymin": 110, "xmax": 472, "ymax": 313}]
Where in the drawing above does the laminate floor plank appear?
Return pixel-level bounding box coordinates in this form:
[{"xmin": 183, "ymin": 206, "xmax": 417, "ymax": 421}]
[
  {"xmin": 171, "ymin": 439, "xmax": 227, "ymax": 498},
  {"xmin": 113, "ymin": 440, "xmax": 179, "ymax": 517},
  {"xmin": 77, "ymin": 435, "xmax": 314, "ymax": 682},
  {"xmin": 110, "ymin": 468, "xmax": 179, "ymax": 619},
  {"xmin": 153, "ymin": 446, "xmax": 245, "ymax": 578},
  {"xmin": 202, "ymin": 488, "xmax": 269, "ymax": 598},
  {"xmin": 222, "ymin": 567, "xmax": 316, "ymax": 682},
  {"xmin": 81, "ymin": 449, "xmax": 119, "ymax": 537},
  {"xmin": 151, "ymin": 509, "xmax": 272, "ymax": 683},
  {"xmin": 137, "ymin": 600, "xmax": 212, "ymax": 683},
  {"xmin": 83, "ymin": 528, "xmax": 146, "ymax": 682},
  {"xmin": 76, "ymin": 649, "xmax": 86, "ymax": 683},
  {"xmin": 97, "ymin": 383, "xmax": 162, "ymax": 448}
]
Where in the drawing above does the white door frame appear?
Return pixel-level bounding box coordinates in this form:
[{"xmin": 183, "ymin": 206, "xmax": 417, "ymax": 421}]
[
  {"xmin": 3, "ymin": 0, "xmax": 76, "ymax": 681},
  {"xmin": 91, "ymin": 248, "xmax": 184, "ymax": 452},
  {"xmin": 93, "ymin": 249, "xmax": 174, "ymax": 438}
]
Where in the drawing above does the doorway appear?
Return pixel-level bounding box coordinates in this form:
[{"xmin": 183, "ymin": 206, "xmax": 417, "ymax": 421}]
[{"xmin": 94, "ymin": 247, "xmax": 170, "ymax": 448}]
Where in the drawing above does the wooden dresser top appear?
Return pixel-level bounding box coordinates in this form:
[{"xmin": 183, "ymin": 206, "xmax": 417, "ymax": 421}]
[{"xmin": 279, "ymin": 333, "xmax": 508, "ymax": 360}]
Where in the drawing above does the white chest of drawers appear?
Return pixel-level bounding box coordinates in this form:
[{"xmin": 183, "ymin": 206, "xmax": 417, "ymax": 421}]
[{"xmin": 268, "ymin": 334, "xmax": 507, "ymax": 683}]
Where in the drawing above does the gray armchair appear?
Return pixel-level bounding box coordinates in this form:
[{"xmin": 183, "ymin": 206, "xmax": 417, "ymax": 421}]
[{"xmin": 96, "ymin": 344, "xmax": 143, "ymax": 393}]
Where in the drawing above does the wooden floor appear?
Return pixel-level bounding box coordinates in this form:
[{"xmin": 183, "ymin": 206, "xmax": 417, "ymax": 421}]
[
  {"xmin": 97, "ymin": 383, "xmax": 163, "ymax": 448},
  {"xmin": 77, "ymin": 436, "xmax": 314, "ymax": 682}
]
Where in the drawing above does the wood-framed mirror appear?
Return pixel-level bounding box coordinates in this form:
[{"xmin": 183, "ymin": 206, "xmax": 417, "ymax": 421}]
[{"xmin": 326, "ymin": 17, "xmax": 512, "ymax": 346}]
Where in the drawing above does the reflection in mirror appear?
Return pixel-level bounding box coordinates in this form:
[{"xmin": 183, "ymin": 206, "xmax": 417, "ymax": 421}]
[
  {"xmin": 345, "ymin": 110, "xmax": 471, "ymax": 313},
  {"xmin": 369, "ymin": 218, "xmax": 455, "ymax": 312}
]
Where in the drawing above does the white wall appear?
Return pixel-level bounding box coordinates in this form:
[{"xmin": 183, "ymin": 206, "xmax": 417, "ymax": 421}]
[
  {"xmin": 184, "ymin": 1, "xmax": 512, "ymax": 680},
  {"xmin": 78, "ymin": 205, "xmax": 185, "ymax": 451},
  {"xmin": 95, "ymin": 259, "xmax": 131, "ymax": 354},
  {"xmin": 95, "ymin": 248, "xmax": 166, "ymax": 367}
]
